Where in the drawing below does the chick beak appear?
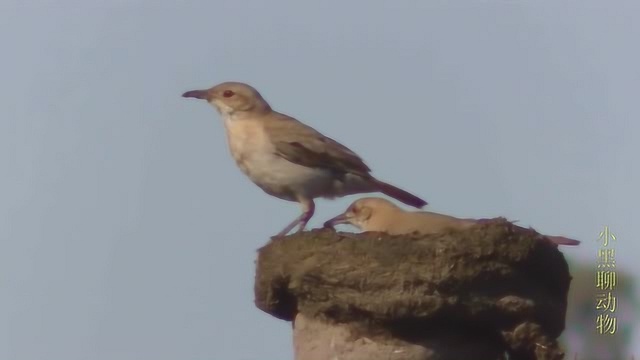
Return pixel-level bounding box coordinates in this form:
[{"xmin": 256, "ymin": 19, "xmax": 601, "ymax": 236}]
[{"xmin": 323, "ymin": 212, "xmax": 352, "ymax": 229}]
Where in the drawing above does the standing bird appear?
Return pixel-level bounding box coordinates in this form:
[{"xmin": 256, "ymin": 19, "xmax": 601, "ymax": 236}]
[
  {"xmin": 324, "ymin": 197, "xmax": 580, "ymax": 246},
  {"xmin": 182, "ymin": 82, "xmax": 427, "ymax": 236}
]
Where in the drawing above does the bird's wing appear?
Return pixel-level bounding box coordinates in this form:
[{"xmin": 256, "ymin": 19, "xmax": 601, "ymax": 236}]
[
  {"xmin": 266, "ymin": 113, "xmax": 371, "ymax": 176},
  {"xmin": 414, "ymin": 212, "xmax": 476, "ymax": 232}
]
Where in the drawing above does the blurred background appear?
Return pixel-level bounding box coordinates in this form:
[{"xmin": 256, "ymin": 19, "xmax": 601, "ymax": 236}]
[{"xmin": 1, "ymin": 1, "xmax": 638, "ymax": 359}]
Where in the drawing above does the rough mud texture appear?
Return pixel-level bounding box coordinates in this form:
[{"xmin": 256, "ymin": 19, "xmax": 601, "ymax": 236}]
[{"xmin": 254, "ymin": 219, "xmax": 572, "ymax": 360}]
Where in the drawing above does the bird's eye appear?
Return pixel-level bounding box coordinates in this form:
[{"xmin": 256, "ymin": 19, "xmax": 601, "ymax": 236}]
[{"xmin": 223, "ymin": 90, "xmax": 235, "ymax": 98}]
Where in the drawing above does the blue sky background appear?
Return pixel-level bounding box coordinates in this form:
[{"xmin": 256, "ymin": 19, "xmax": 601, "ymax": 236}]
[{"xmin": 1, "ymin": 1, "xmax": 638, "ymax": 359}]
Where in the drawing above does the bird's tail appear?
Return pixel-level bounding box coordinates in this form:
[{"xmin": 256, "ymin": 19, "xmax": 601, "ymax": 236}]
[
  {"xmin": 545, "ymin": 235, "xmax": 581, "ymax": 246},
  {"xmin": 372, "ymin": 179, "xmax": 427, "ymax": 208}
]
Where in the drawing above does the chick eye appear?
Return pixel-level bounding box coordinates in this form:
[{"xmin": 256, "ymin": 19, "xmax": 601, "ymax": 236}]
[{"xmin": 223, "ymin": 90, "xmax": 235, "ymax": 98}]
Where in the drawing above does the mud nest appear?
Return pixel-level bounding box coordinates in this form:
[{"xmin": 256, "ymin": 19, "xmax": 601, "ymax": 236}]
[{"xmin": 254, "ymin": 219, "xmax": 572, "ymax": 360}]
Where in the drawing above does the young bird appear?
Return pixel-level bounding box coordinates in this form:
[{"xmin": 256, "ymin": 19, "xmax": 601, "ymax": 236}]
[
  {"xmin": 182, "ymin": 82, "xmax": 427, "ymax": 237},
  {"xmin": 324, "ymin": 197, "xmax": 580, "ymax": 246}
]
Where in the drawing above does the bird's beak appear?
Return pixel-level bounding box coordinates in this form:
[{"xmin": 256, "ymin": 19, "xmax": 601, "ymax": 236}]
[
  {"xmin": 323, "ymin": 212, "xmax": 352, "ymax": 229},
  {"xmin": 182, "ymin": 89, "xmax": 209, "ymax": 100}
]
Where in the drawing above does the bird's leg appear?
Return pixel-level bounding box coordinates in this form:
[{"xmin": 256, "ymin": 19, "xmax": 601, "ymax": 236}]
[
  {"xmin": 275, "ymin": 199, "xmax": 315, "ymax": 237},
  {"xmin": 295, "ymin": 199, "xmax": 315, "ymax": 233}
]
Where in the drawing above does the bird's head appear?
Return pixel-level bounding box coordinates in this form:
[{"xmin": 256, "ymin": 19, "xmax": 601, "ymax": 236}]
[
  {"xmin": 182, "ymin": 82, "xmax": 271, "ymax": 116},
  {"xmin": 323, "ymin": 197, "xmax": 401, "ymax": 231}
]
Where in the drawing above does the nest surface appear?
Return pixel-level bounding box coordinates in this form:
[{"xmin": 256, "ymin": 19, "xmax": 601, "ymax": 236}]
[{"xmin": 255, "ymin": 219, "xmax": 571, "ymax": 360}]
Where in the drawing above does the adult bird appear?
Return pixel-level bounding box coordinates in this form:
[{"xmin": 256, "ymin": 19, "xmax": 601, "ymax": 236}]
[{"xmin": 182, "ymin": 82, "xmax": 427, "ymax": 236}]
